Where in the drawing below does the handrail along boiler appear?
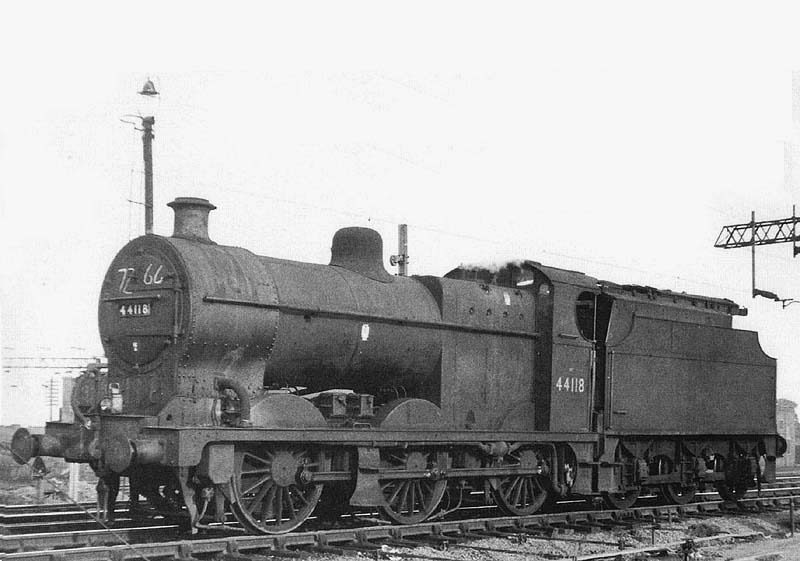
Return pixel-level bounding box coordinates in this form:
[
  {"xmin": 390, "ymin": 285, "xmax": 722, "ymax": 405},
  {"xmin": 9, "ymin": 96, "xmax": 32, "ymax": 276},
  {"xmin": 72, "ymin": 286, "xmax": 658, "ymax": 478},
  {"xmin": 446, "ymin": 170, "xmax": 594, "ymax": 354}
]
[{"xmin": 11, "ymin": 197, "xmax": 785, "ymax": 533}]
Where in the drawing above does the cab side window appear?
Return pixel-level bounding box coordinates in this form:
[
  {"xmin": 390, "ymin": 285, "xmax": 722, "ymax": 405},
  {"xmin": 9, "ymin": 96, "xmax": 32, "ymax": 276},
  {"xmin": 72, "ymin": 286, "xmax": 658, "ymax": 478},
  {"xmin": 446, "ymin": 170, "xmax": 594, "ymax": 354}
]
[{"xmin": 576, "ymin": 291, "xmax": 613, "ymax": 343}]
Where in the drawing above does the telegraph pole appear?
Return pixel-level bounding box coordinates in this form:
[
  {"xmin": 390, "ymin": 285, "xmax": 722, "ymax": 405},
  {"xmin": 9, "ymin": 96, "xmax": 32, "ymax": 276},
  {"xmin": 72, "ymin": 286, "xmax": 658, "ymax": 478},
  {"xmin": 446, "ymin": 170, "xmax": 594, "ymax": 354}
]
[
  {"xmin": 142, "ymin": 116, "xmax": 154, "ymax": 234},
  {"xmin": 43, "ymin": 376, "xmax": 59, "ymax": 422}
]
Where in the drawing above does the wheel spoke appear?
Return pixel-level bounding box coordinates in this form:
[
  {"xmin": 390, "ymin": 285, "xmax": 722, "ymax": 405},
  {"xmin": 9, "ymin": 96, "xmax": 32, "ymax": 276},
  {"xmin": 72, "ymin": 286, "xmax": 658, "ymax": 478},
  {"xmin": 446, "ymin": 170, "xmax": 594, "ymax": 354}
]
[
  {"xmin": 241, "ymin": 467, "xmax": 272, "ymax": 475},
  {"xmin": 291, "ymin": 485, "xmax": 310, "ymax": 507},
  {"xmin": 499, "ymin": 478, "xmax": 511, "ymax": 501},
  {"xmin": 520, "ymin": 478, "xmax": 529, "ymax": 506},
  {"xmin": 244, "ymin": 451, "xmax": 272, "ymax": 466},
  {"xmin": 511, "ymin": 477, "xmax": 524, "ymax": 506},
  {"xmin": 399, "ymin": 481, "xmax": 411, "ymax": 513},
  {"xmin": 415, "ymin": 481, "xmax": 424, "ymax": 509},
  {"xmin": 243, "ymin": 473, "xmax": 273, "ymax": 496},
  {"xmin": 521, "ymin": 479, "xmax": 530, "ymax": 507},
  {"xmin": 408, "ymin": 481, "xmax": 417, "ymax": 513},
  {"xmin": 384, "ymin": 481, "xmax": 403, "ymax": 505},
  {"xmin": 274, "ymin": 487, "xmax": 284, "ymax": 521},
  {"xmin": 285, "ymin": 488, "xmax": 297, "ymax": 518},
  {"xmin": 530, "ymin": 478, "xmax": 540, "ymax": 505},
  {"xmin": 260, "ymin": 484, "xmax": 277, "ymax": 521},
  {"xmin": 247, "ymin": 480, "xmax": 274, "ymax": 514}
]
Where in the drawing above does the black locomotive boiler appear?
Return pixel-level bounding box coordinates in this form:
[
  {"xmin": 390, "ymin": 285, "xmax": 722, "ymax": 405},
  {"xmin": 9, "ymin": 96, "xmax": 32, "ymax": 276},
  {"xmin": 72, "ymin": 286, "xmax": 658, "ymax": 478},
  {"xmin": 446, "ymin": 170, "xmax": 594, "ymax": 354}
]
[{"xmin": 11, "ymin": 197, "xmax": 785, "ymax": 534}]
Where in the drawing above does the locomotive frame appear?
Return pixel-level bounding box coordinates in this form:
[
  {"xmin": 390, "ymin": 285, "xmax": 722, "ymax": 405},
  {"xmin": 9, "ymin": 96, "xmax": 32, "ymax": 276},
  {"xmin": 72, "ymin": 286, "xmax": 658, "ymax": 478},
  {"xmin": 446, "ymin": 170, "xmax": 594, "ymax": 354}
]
[{"xmin": 11, "ymin": 197, "xmax": 784, "ymax": 534}]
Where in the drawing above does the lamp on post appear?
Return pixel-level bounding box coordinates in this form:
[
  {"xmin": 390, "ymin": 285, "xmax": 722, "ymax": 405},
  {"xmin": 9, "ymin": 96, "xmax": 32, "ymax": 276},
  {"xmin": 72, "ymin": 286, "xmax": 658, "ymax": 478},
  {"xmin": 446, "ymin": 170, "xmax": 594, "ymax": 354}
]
[
  {"xmin": 138, "ymin": 78, "xmax": 159, "ymax": 235},
  {"xmin": 122, "ymin": 78, "xmax": 160, "ymax": 235}
]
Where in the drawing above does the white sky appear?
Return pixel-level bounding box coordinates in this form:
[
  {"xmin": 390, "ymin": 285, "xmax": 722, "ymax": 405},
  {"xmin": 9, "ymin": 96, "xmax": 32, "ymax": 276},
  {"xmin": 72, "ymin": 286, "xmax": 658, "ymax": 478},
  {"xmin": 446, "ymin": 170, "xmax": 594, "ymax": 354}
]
[{"xmin": 3, "ymin": 2, "xmax": 800, "ymax": 424}]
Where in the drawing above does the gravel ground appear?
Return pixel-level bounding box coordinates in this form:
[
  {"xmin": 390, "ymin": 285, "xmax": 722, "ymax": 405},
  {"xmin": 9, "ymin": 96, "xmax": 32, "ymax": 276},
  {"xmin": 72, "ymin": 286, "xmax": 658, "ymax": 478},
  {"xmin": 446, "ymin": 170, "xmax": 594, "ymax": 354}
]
[{"xmin": 291, "ymin": 511, "xmax": 800, "ymax": 561}]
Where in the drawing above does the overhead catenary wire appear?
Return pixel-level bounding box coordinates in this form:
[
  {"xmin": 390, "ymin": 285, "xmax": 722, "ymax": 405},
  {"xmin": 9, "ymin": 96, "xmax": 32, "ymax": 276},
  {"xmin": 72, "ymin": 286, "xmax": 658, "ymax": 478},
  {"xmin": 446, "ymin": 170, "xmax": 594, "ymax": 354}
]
[
  {"xmin": 114, "ymin": 78, "xmax": 796, "ymax": 300},
  {"xmin": 128, "ymin": 167, "xmax": 136, "ymax": 240},
  {"xmin": 112, "ymin": 89, "xmax": 793, "ymax": 301},
  {"xmin": 213, "ymin": 184, "xmax": 766, "ymax": 299}
]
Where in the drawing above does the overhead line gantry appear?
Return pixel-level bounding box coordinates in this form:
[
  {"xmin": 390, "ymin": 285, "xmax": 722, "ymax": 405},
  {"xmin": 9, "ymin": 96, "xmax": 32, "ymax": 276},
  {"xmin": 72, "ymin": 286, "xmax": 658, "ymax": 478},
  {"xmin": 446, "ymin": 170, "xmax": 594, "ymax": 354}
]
[{"xmin": 715, "ymin": 207, "xmax": 799, "ymax": 307}]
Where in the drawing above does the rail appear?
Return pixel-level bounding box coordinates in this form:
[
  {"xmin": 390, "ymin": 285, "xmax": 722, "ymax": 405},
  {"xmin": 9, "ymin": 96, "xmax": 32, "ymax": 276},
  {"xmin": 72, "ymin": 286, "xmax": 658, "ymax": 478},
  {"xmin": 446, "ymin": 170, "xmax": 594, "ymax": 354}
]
[{"xmin": 3, "ymin": 493, "xmax": 799, "ymax": 560}]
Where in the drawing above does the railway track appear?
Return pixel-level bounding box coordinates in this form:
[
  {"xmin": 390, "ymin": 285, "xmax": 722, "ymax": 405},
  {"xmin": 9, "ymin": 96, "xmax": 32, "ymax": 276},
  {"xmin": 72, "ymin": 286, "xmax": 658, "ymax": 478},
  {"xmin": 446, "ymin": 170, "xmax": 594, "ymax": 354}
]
[
  {"xmin": 2, "ymin": 495, "xmax": 798, "ymax": 560},
  {"xmin": 5, "ymin": 476, "xmax": 799, "ymax": 537},
  {"xmin": 3, "ymin": 485, "xmax": 800, "ymax": 559}
]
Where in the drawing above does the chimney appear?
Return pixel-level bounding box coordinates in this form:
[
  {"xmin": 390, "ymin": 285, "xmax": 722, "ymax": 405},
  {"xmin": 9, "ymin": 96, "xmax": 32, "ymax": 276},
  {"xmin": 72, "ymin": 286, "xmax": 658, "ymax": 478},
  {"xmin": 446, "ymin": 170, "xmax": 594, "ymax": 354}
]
[{"xmin": 167, "ymin": 197, "xmax": 216, "ymax": 243}]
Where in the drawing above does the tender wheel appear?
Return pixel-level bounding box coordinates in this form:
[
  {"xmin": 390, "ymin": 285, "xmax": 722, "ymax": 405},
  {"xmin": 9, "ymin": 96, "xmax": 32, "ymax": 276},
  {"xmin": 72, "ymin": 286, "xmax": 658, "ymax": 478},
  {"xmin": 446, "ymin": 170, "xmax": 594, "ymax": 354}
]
[
  {"xmin": 715, "ymin": 482, "xmax": 748, "ymax": 501},
  {"xmin": 663, "ymin": 483, "xmax": 697, "ymax": 505},
  {"xmin": 707, "ymin": 452, "xmax": 750, "ymax": 502},
  {"xmin": 603, "ymin": 488, "xmax": 640, "ymax": 510},
  {"xmin": 651, "ymin": 455, "xmax": 697, "ymax": 505},
  {"xmin": 492, "ymin": 448, "xmax": 550, "ymax": 516},
  {"xmin": 603, "ymin": 443, "xmax": 640, "ymax": 510},
  {"xmin": 230, "ymin": 445, "xmax": 327, "ymax": 534},
  {"xmin": 379, "ymin": 449, "xmax": 448, "ymax": 524}
]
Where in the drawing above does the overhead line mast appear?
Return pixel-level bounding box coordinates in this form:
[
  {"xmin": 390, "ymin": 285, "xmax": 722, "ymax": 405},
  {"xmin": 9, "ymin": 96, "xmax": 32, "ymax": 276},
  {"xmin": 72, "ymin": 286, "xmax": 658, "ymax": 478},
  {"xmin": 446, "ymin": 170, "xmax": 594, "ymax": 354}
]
[{"xmin": 714, "ymin": 206, "xmax": 799, "ymax": 307}]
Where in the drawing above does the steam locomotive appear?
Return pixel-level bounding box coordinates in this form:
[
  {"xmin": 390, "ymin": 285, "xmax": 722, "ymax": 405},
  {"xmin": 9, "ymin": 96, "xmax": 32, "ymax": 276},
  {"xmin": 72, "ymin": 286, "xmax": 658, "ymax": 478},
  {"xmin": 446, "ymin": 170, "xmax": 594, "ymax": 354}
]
[{"xmin": 11, "ymin": 197, "xmax": 784, "ymax": 534}]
